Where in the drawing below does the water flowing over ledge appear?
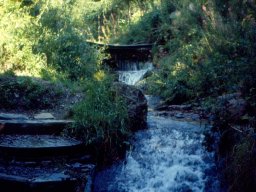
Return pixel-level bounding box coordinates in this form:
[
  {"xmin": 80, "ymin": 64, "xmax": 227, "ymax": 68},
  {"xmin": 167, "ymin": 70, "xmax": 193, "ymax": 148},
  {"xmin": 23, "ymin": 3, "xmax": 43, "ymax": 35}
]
[
  {"xmin": 118, "ymin": 62, "xmax": 153, "ymax": 85},
  {"xmin": 93, "ymin": 56, "xmax": 220, "ymax": 191}
]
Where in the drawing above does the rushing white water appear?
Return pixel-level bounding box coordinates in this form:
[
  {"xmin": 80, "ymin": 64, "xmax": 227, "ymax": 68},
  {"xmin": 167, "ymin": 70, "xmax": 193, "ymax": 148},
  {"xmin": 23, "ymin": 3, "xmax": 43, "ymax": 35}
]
[
  {"xmin": 93, "ymin": 60, "xmax": 220, "ymax": 192},
  {"xmin": 118, "ymin": 61, "xmax": 153, "ymax": 85},
  {"xmin": 93, "ymin": 113, "xmax": 220, "ymax": 192}
]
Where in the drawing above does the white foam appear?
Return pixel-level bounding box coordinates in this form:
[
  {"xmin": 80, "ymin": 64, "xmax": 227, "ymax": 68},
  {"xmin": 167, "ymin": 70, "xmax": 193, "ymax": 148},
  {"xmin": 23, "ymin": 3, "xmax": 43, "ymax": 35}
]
[
  {"xmin": 94, "ymin": 115, "xmax": 219, "ymax": 192},
  {"xmin": 118, "ymin": 62, "xmax": 153, "ymax": 85}
]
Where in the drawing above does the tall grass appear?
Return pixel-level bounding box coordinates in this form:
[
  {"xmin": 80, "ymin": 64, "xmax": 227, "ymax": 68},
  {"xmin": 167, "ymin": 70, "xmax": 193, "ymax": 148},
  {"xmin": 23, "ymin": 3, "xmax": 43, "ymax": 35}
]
[{"xmin": 66, "ymin": 75, "xmax": 130, "ymax": 164}]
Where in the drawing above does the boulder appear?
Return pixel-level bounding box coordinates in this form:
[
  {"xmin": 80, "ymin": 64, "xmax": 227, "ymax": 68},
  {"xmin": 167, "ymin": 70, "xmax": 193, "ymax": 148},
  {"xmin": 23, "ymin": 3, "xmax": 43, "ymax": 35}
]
[
  {"xmin": 0, "ymin": 113, "xmax": 29, "ymax": 120},
  {"xmin": 112, "ymin": 82, "xmax": 147, "ymax": 131},
  {"xmin": 34, "ymin": 113, "xmax": 55, "ymax": 120},
  {"xmin": 155, "ymin": 104, "xmax": 192, "ymax": 111},
  {"xmin": 227, "ymin": 98, "xmax": 247, "ymax": 122},
  {"xmin": 218, "ymin": 93, "xmax": 247, "ymax": 122}
]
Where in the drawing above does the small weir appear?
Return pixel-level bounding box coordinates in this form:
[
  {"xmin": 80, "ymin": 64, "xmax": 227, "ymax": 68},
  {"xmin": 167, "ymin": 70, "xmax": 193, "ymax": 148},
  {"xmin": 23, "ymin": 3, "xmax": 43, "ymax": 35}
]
[
  {"xmin": 91, "ymin": 42, "xmax": 153, "ymax": 86},
  {"xmin": 118, "ymin": 61, "xmax": 153, "ymax": 85}
]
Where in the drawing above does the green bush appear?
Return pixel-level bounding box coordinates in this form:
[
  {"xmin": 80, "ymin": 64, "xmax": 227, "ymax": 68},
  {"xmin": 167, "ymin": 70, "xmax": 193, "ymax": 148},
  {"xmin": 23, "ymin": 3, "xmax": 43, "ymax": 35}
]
[
  {"xmin": 74, "ymin": 0, "xmax": 159, "ymax": 43},
  {"xmin": 35, "ymin": 2, "xmax": 102, "ymax": 80},
  {"xmin": 66, "ymin": 75, "xmax": 130, "ymax": 164},
  {"xmin": 0, "ymin": 74, "xmax": 63, "ymax": 110},
  {"xmin": 145, "ymin": 0, "xmax": 256, "ymax": 105},
  {"xmin": 0, "ymin": 1, "xmax": 46, "ymax": 76},
  {"xmin": 219, "ymin": 133, "xmax": 256, "ymax": 192},
  {"xmin": 0, "ymin": 0, "xmax": 102, "ymax": 80}
]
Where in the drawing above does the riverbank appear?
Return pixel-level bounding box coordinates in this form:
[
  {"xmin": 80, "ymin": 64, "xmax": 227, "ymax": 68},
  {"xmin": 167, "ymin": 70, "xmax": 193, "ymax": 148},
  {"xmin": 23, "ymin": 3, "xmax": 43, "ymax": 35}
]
[{"xmin": 1, "ymin": 74, "xmax": 255, "ymax": 191}]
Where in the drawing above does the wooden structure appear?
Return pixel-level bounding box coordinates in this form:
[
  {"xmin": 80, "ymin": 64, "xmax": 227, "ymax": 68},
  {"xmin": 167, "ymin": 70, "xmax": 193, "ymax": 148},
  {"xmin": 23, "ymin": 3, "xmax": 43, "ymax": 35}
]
[{"xmin": 88, "ymin": 41, "xmax": 153, "ymax": 69}]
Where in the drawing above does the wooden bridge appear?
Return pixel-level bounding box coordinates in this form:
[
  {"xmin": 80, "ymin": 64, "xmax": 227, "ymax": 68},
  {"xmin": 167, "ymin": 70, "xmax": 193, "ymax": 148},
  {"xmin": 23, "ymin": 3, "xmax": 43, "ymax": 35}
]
[{"xmin": 87, "ymin": 41, "xmax": 153, "ymax": 69}]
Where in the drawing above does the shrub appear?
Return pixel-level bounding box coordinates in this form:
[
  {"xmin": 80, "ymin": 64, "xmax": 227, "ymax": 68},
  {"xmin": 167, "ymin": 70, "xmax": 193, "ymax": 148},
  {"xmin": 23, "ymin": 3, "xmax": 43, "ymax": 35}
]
[
  {"xmin": 0, "ymin": 1, "xmax": 46, "ymax": 76},
  {"xmin": 0, "ymin": 74, "xmax": 63, "ymax": 110},
  {"xmin": 0, "ymin": 0, "xmax": 102, "ymax": 80},
  {"xmin": 35, "ymin": 2, "xmax": 102, "ymax": 80},
  {"xmin": 66, "ymin": 75, "xmax": 130, "ymax": 164},
  {"xmin": 219, "ymin": 132, "xmax": 256, "ymax": 192},
  {"xmin": 145, "ymin": 0, "xmax": 256, "ymax": 105}
]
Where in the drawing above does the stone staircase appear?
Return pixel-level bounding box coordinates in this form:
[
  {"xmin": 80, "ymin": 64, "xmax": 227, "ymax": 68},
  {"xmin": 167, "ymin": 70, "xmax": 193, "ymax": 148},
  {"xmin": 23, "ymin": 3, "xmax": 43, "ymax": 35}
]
[{"xmin": 0, "ymin": 113, "xmax": 94, "ymax": 192}]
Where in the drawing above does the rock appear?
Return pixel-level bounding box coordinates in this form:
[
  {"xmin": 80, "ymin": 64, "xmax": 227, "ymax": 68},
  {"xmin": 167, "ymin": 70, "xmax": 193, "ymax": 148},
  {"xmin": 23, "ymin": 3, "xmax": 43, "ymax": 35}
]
[
  {"xmin": 218, "ymin": 92, "xmax": 241, "ymax": 101},
  {"xmin": 169, "ymin": 104, "xmax": 192, "ymax": 111},
  {"xmin": 227, "ymin": 98, "xmax": 247, "ymax": 121},
  {"xmin": 34, "ymin": 113, "xmax": 55, "ymax": 120},
  {"xmin": 0, "ymin": 119, "xmax": 74, "ymax": 135},
  {"xmin": 155, "ymin": 104, "xmax": 192, "ymax": 111},
  {"xmin": 112, "ymin": 82, "xmax": 148, "ymax": 131},
  {"xmin": 71, "ymin": 162, "xmax": 83, "ymax": 169},
  {"xmin": 0, "ymin": 113, "xmax": 29, "ymax": 120},
  {"xmin": 218, "ymin": 93, "xmax": 247, "ymax": 122},
  {"xmin": 190, "ymin": 114, "xmax": 200, "ymax": 121},
  {"xmin": 175, "ymin": 113, "xmax": 184, "ymax": 119},
  {"xmin": 155, "ymin": 104, "xmax": 169, "ymax": 111},
  {"xmin": 0, "ymin": 135, "xmax": 83, "ymax": 161}
]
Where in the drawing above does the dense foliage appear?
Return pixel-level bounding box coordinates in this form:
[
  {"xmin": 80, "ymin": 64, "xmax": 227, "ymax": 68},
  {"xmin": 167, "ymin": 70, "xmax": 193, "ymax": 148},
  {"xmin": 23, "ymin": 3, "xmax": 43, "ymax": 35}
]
[
  {"xmin": 142, "ymin": 1, "xmax": 256, "ymax": 106},
  {"xmin": 71, "ymin": 0, "xmax": 256, "ymax": 108},
  {"xmin": 76, "ymin": 0, "xmax": 157, "ymax": 43},
  {"xmin": 1, "ymin": 0, "xmax": 256, "ymax": 187},
  {"xmin": 0, "ymin": 0, "xmax": 129, "ymax": 163},
  {"xmin": 86, "ymin": 0, "xmax": 256, "ymax": 188},
  {"xmin": 67, "ymin": 76, "xmax": 130, "ymax": 164},
  {"xmin": 140, "ymin": 1, "xmax": 255, "ymax": 190},
  {"xmin": 0, "ymin": 73, "xmax": 63, "ymax": 110},
  {"xmin": 0, "ymin": 0, "xmax": 101, "ymax": 79}
]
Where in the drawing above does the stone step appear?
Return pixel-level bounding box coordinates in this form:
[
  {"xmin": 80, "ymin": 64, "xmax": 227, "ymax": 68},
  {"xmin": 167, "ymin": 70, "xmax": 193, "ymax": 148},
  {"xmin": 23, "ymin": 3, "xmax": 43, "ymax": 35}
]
[
  {"xmin": 0, "ymin": 113, "xmax": 29, "ymax": 120},
  {"xmin": 0, "ymin": 161, "xmax": 95, "ymax": 192},
  {"xmin": 0, "ymin": 119, "xmax": 74, "ymax": 135},
  {"xmin": 0, "ymin": 135, "xmax": 84, "ymax": 161},
  {"xmin": 0, "ymin": 172, "xmax": 77, "ymax": 192}
]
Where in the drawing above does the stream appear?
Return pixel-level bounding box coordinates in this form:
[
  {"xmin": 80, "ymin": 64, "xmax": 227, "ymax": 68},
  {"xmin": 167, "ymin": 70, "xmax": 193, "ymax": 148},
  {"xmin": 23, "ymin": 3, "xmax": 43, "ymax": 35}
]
[{"xmin": 93, "ymin": 62, "xmax": 220, "ymax": 192}]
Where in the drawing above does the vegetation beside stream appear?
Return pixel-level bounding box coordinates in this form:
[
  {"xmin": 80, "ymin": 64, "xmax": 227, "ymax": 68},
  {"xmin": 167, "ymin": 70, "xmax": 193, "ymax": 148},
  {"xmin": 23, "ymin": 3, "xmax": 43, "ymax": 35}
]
[
  {"xmin": 1, "ymin": 0, "xmax": 256, "ymax": 190},
  {"xmin": 0, "ymin": 0, "xmax": 130, "ymax": 166}
]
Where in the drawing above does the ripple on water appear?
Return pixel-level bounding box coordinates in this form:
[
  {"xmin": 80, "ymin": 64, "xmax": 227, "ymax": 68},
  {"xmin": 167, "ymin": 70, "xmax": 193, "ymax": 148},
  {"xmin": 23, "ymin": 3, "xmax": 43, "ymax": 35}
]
[
  {"xmin": 0, "ymin": 135, "xmax": 81, "ymax": 148},
  {"xmin": 94, "ymin": 115, "xmax": 220, "ymax": 192}
]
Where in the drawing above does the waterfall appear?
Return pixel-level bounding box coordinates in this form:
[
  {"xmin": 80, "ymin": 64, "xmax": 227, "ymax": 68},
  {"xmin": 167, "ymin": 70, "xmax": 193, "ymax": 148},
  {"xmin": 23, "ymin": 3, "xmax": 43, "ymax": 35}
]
[
  {"xmin": 93, "ymin": 55, "xmax": 220, "ymax": 192},
  {"xmin": 93, "ymin": 114, "xmax": 220, "ymax": 192},
  {"xmin": 117, "ymin": 61, "xmax": 153, "ymax": 85}
]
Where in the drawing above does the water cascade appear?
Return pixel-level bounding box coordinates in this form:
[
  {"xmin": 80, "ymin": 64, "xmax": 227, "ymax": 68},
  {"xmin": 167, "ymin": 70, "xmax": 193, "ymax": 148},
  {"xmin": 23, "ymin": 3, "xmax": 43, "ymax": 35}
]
[
  {"xmin": 117, "ymin": 61, "xmax": 153, "ymax": 85},
  {"xmin": 94, "ymin": 114, "xmax": 219, "ymax": 191},
  {"xmin": 94, "ymin": 53, "xmax": 220, "ymax": 192}
]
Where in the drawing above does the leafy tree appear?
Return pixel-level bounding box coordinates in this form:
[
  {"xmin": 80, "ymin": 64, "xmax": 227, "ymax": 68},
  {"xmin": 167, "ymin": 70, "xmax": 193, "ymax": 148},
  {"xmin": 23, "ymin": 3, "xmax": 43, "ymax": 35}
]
[{"xmin": 0, "ymin": 0, "xmax": 102, "ymax": 80}]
